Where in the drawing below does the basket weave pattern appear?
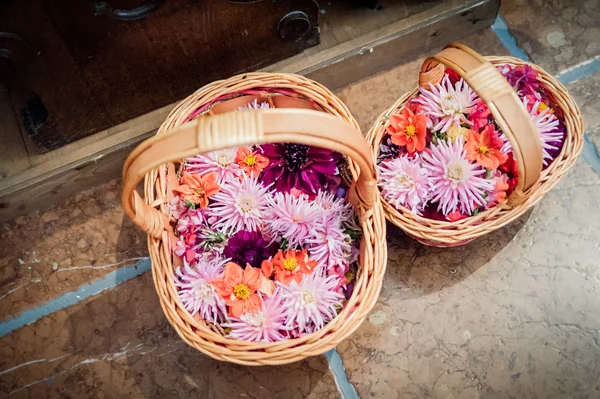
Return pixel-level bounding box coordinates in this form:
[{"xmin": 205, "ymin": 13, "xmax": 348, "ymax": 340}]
[
  {"xmin": 367, "ymin": 47, "xmax": 584, "ymax": 246},
  {"xmin": 122, "ymin": 73, "xmax": 387, "ymax": 365}
]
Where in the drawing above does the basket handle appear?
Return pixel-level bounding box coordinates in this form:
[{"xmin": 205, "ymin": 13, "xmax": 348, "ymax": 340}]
[
  {"xmin": 419, "ymin": 43, "xmax": 543, "ymax": 199},
  {"xmin": 122, "ymin": 109, "xmax": 377, "ymax": 238}
]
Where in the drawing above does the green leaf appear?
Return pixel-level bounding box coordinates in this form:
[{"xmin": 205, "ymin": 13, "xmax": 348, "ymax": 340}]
[
  {"xmin": 486, "ymin": 168, "xmax": 492, "ymax": 179},
  {"xmin": 184, "ymin": 200, "xmax": 196, "ymax": 209},
  {"xmin": 473, "ymin": 207, "xmax": 480, "ymax": 216},
  {"xmin": 279, "ymin": 237, "xmax": 289, "ymax": 251},
  {"xmin": 344, "ymin": 228, "xmax": 363, "ymax": 241}
]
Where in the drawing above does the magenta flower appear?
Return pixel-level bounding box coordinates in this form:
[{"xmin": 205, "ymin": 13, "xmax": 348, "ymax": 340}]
[
  {"xmin": 263, "ymin": 191, "xmax": 321, "ymax": 247},
  {"xmin": 174, "ymin": 257, "xmax": 227, "ymax": 324},
  {"xmin": 223, "ymin": 289, "xmax": 289, "ymax": 342},
  {"xmin": 185, "ymin": 148, "xmax": 242, "ymax": 184},
  {"xmin": 223, "ymin": 230, "xmax": 276, "ymax": 269},
  {"xmin": 377, "ymin": 155, "xmax": 430, "ymax": 214},
  {"xmin": 260, "ymin": 144, "xmax": 343, "ymax": 195},
  {"xmin": 279, "ymin": 268, "xmax": 344, "ymax": 333},
  {"xmin": 422, "ymin": 137, "xmax": 494, "ymax": 216},
  {"xmin": 210, "ymin": 175, "xmax": 271, "ymax": 235}
]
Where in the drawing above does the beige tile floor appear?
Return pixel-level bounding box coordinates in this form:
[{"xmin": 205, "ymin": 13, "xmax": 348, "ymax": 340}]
[{"xmin": 2, "ymin": 8, "xmax": 600, "ymax": 399}]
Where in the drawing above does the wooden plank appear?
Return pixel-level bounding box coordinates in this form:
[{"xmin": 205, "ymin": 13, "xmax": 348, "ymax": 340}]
[
  {"xmin": 0, "ymin": 87, "xmax": 31, "ymax": 181},
  {"xmin": 0, "ymin": 0, "xmax": 499, "ymax": 222}
]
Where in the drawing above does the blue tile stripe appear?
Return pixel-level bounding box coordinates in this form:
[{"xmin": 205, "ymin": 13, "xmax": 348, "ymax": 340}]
[
  {"xmin": 325, "ymin": 349, "xmax": 360, "ymax": 399},
  {"xmin": 556, "ymin": 56, "xmax": 600, "ymax": 86},
  {"xmin": 491, "ymin": 16, "xmax": 530, "ymax": 62},
  {"xmin": 0, "ymin": 259, "xmax": 151, "ymax": 338}
]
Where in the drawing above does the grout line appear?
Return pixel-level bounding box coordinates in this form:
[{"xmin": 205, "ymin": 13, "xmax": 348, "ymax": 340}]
[
  {"xmin": 556, "ymin": 55, "xmax": 600, "ymax": 86},
  {"xmin": 325, "ymin": 349, "xmax": 360, "ymax": 399},
  {"xmin": 491, "ymin": 16, "xmax": 530, "ymax": 62},
  {"xmin": 0, "ymin": 259, "xmax": 151, "ymax": 338}
]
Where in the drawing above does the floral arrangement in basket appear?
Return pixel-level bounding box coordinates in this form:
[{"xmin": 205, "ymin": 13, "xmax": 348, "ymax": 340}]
[
  {"xmin": 377, "ymin": 64, "xmax": 566, "ymax": 221},
  {"xmin": 169, "ymin": 101, "xmax": 362, "ymax": 342}
]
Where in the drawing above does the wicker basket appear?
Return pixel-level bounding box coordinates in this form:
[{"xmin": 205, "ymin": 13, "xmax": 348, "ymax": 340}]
[
  {"xmin": 367, "ymin": 43, "xmax": 584, "ymax": 247},
  {"xmin": 122, "ymin": 72, "xmax": 387, "ymax": 365}
]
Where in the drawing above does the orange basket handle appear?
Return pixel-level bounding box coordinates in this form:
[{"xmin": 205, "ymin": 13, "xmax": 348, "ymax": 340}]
[
  {"xmin": 122, "ymin": 109, "xmax": 377, "ymax": 238},
  {"xmin": 419, "ymin": 43, "xmax": 543, "ymax": 199}
]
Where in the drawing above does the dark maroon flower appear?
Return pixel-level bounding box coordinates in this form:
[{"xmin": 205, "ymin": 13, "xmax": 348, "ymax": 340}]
[
  {"xmin": 378, "ymin": 136, "xmax": 405, "ymax": 163},
  {"xmin": 223, "ymin": 230, "xmax": 276, "ymax": 269},
  {"xmin": 259, "ymin": 143, "xmax": 343, "ymax": 195}
]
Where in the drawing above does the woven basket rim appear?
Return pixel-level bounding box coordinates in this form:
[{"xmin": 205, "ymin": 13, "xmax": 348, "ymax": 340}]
[
  {"xmin": 140, "ymin": 72, "xmax": 387, "ymax": 364},
  {"xmin": 366, "ymin": 55, "xmax": 584, "ymax": 245}
]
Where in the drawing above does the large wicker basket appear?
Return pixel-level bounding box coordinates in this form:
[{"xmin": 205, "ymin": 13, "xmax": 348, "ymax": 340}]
[
  {"xmin": 367, "ymin": 43, "xmax": 584, "ymax": 247},
  {"xmin": 122, "ymin": 72, "xmax": 387, "ymax": 365}
]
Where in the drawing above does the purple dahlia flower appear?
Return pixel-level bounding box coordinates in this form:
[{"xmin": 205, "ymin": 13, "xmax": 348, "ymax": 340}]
[
  {"xmin": 259, "ymin": 143, "xmax": 343, "ymax": 195},
  {"xmin": 223, "ymin": 230, "xmax": 276, "ymax": 269}
]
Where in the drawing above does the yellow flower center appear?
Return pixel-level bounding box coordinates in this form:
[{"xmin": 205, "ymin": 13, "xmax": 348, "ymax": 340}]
[
  {"xmin": 238, "ymin": 195, "xmax": 254, "ymax": 213},
  {"xmin": 217, "ymin": 153, "xmax": 232, "ymax": 166},
  {"xmin": 405, "ymin": 125, "xmax": 417, "ymax": 137},
  {"xmin": 195, "ymin": 187, "xmax": 205, "ymax": 197},
  {"xmin": 244, "ymin": 154, "xmax": 257, "ymax": 166},
  {"xmin": 447, "ymin": 166, "xmax": 464, "ymax": 182},
  {"xmin": 302, "ymin": 291, "xmax": 316, "ymax": 304},
  {"xmin": 539, "ymin": 102, "xmax": 548, "ymax": 111},
  {"xmin": 477, "ymin": 145, "xmax": 490, "ymax": 155},
  {"xmin": 233, "ymin": 284, "xmax": 251, "ymax": 300},
  {"xmin": 282, "ymin": 257, "xmax": 298, "ymax": 272}
]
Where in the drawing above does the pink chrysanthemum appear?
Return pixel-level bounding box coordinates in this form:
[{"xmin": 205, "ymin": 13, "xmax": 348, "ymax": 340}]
[
  {"xmin": 185, "ymin": 148, "xmax": 242, "ymax": 184},
  {"xmin": 422, "ymin": 138, "xmax": 494, "ymax": 216},
  {"xmin": 306, "ymin": 214, "xmax": 353, "ymax": 271},
  {"xmin": 238, "ymin": 99, "xmax": 272, "ymax": 110},
  {"xmin": 502, "ymin": 98, "xmax": 563, "ymax": 166},
  {"xmin": 223, "ymin": 290, "xmax": 289, "ymax": 342},
  {"xmin": 174, "ymin": 257, "xmax": 227, "ymax": 324},
  {"xmin": 312, "ymin": 191, "xmax": 355, "ymax": 226},
  {"xmin": 377, "ymin": 155, "xmax": 430, "ymax": 214},
  {"xmin": 415, "ymin": 76, "xmax": 478, "ymax": 132},
  {"xmin": 210, "ymin": 175, "xmax": 271, "ymax": 235},
  {"xmin": 279, "ymin": 268, "xmax": 343, "ymax": 333},
  {"xmin": 263, "ymin": 192, "xmax": 321, "ymax": 247}
]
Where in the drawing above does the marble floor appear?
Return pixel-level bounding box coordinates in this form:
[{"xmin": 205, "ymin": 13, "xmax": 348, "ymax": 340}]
[{"xmin": 2, "ymin": 1, "xmax": 600, "ymax": 398}]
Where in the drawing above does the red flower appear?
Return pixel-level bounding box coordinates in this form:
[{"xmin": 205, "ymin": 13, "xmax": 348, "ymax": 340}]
[
  {"xmin": 387, "ymin": 107, "xmax": 427, "ymax": 154},
  {"xmin": 469, "ymin": 99, "xmax": 492, "ymax": 131},
  {"xmin": 465, "ymin": 125, "xmax": 508, "ymax": 170}
]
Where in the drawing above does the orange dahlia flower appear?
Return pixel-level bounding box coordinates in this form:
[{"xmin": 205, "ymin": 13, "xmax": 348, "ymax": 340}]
[
  {"xmin": 235, "ymin": 147, "xmax": 269, "ymax": 178},
  {"xmin": 272, "ymin": 249, "xmax": 316, "ymax": 285},
  {"xmin": 465, "ymin": 125, "xmax": 508, "ymax": 170},
  {"xmin": 386, "ymin": 107, "xmax": 427, "ymax": 154},
  {"xmin": 174, "ymin": 172, "xmax": 220, "ymax": 209},
  {"xmin": 213, "ymin": 262, "xmax": 262, "ymax": 317}
]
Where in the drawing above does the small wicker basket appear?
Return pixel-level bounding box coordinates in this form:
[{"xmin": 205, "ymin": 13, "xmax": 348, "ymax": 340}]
[
  {"xmin": 367, "ymin": 43, "xmax": 584, "ymax": 247},
  {"xmin": 122, "ymin": 73, "xmax": 387, "ymax": 365}
]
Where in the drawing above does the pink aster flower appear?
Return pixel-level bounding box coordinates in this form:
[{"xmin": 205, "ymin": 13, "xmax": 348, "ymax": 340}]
[
  {"xmin": 174, "ymin": 257, "xmax": 227, "ymax": 324},
  {"xmin": 422, "ymin": 137, "xmax": 494, "ymax": 216},
  {"xmin": 500, "ymin": 98, "xmax": 563, "ymax": 166},
  {"xmin": 185, "ymin": 148, "xmax": 242, "ymax": 184},
  {"xmin": 377, "ymin": 154, "xmax": 430, "ymax": 214},
  {"xmin": 210, "ymin": 175, "xmax": 271, "ymax": 235},
  {"xmin": 222, "ymin": 289, "xmax": 289, "ymax": 342},
  {"xmin": 415, "ymin": 75, "xmax": 478, "ymax": 132},
  {"xmin": 263, "ymin": 191, "xmax": 321, "ymax": 247},
  {"xmin": 279, "ymin": 268, "xmax": 344, "ymax": 333},
  {"xmin": 306, "ymin": 214, "xmax": 353, "ymax": 271},
  {"xmin": 238, "ymin": 99, "xmax": 272, "ymax": 110}
]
